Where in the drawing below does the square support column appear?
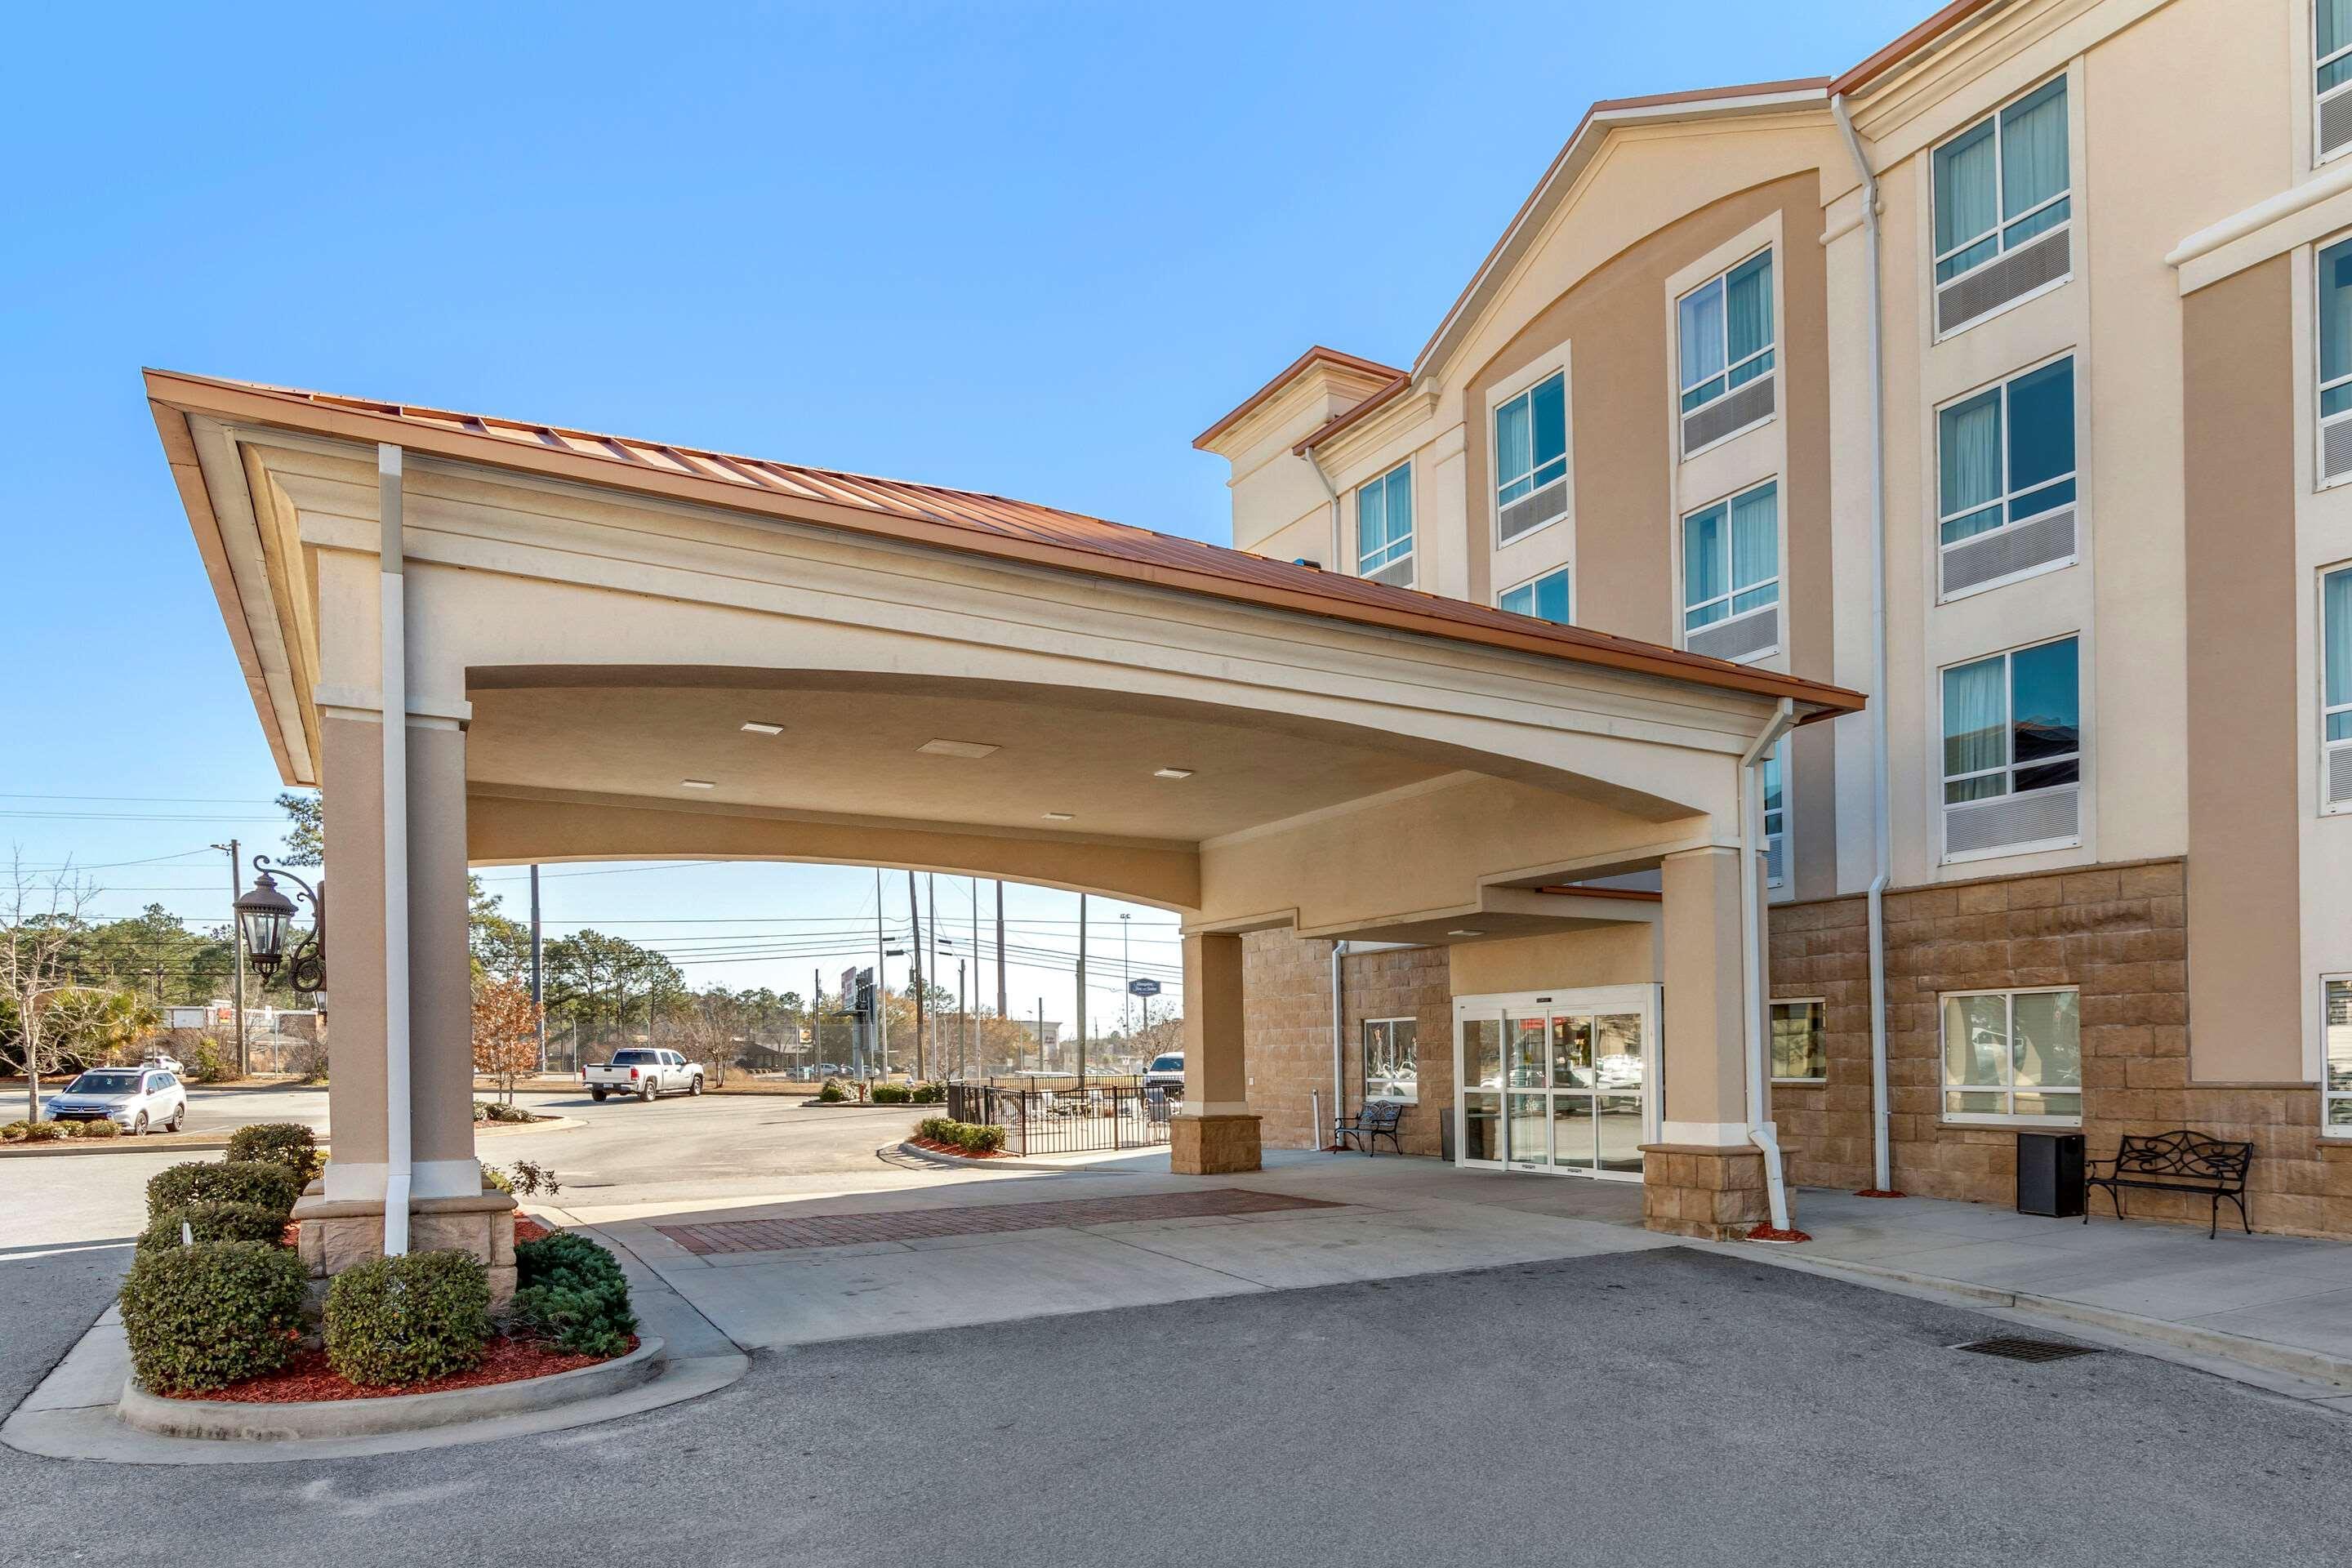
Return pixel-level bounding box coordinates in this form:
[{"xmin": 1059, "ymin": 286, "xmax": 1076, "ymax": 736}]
[
  {"xmin": 1641, "ymin": 845, "xmax": 1769, "ymax": 1239},
  {"xmin": 1170, "ymin": 930, "xmax": 1259, "ymax": 1174}
]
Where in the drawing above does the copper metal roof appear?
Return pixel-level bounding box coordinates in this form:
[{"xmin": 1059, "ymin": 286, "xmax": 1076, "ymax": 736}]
[{"xmin": 145, "ymin": 368, "xmax": 1863, "ymax": 719}]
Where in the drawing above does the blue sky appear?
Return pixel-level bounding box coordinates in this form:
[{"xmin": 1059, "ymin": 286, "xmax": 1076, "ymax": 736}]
[{"xmin": 0, "ymin": 0, "xmax": 1918, "ymax": 1027}]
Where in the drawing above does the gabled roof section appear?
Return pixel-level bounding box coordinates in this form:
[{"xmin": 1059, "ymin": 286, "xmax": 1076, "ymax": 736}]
[
  {"xmin": 147, "ymin": 368, "xmax": 1861, "ymax": 721},
  {"xmin": 1829, "ymin": 0, "xmax": 2014, "ymax": 98},
  {"xmin": 1192, "ymin": 345, "xmax": 1404, "ymax": 452}
]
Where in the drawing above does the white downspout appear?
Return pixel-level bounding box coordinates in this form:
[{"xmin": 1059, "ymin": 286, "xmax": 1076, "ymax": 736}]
[
  {"xmin": 1741, "ymin": 699, "xmax": 1799, "ymax": 1234},
  {"xmin": 1833, "ymin": 94, "xmax": 1897, "ymax": 1197},
  {"xmin": 379, "ymin": 443, "xmax": 412, "ymax": 1257}
]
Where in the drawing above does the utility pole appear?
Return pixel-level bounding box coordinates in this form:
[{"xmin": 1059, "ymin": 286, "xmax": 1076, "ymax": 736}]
[
  {"xmin": 1076, "ymin": 892, "xmax": 1088, "ymax": 1087},
  {"xmin": 212, "ymin": 840, "xmax": 247, "ymax": 1076},
  {"xmin": 529, "ymin": 864, "xmax": 545, "ymax": 1073},
  {"xmin": 927, "ymin": 874, "xmax": 939, "ymax": 1081},
  {"xmin": 813, "ymin": 967, "xmax": 824, "ymax": 1080},
  {"xmin": 1036, "ymin": 998, "xmax": 1045, "ymax": 1075},
  {"xmin": 969, "ymin": 877, "xmax": 979, "ymax": 1076},
  {"xmin": 956, "ymin": 959, "xmax": 967, "ymax": 1081},
  {"xmin": 906, "ymin": 868, "xmax": 924, "ymax": 1081},
  {"xmin": 995, "ymin": 880, "xmax": 1007, "ymax": 1036},
  {"xmin": 873, "ymin": 867, "xmax": 888, "ymax": 1079}
]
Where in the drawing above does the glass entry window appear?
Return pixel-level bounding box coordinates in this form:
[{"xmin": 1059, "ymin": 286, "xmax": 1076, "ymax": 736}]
[{"xmin": 1454, "ymin": 986, "xmax": 1658, "ymax": 1181}]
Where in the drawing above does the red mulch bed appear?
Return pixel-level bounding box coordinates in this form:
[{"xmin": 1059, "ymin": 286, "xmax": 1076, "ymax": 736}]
[
  {"xmin": 514, "ymin": 1216, "xmax": 551, "ymax": 1243},
  {"xmin": 167, "ymin": 1332, "xmax": 635, "ymax": 1404},
  {"xmin": 910, "ymin": 1136, "xmax": 1007, "ymax": 1160}
]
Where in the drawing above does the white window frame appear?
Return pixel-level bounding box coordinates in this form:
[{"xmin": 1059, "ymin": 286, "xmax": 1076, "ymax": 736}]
[
  {"xmin": 1355, "ymin": 460, "xmax": 1414, "ymax": 585},
  {"xmin": 2326, "ymin": 563, "xmax": 2352, "ymax": 813},
  {"xmin": 1498, "ymin": 565, "xmax": 1574, "ymax": 625},
  {"xmin": 1939, "ymin": 986, "xmax": 2082, "ymax": 1126},
  {"xmin": 1939, "ymin": 634, "xmax": 2082, "ymax": 861},
  {"xmin": 1934, "ymin": 353, "xmax": 2080, "ymax": 602},
  {"xmin": 1762, "ymin": 735, "xmax": 1788, "ymax": 890},
  {"xmin": 2324, "ymin": 973, "xmax": 2352, "ymax": 1133},
  {"xmin": 1769, "ymin": 997, "xmax": 1826, "ymax": 1084},
  {"xmin": 1491, "ymin": 368, "xmax": 1570, "ymax": 546},
  {"xmin": 1931, "ymin": 75, "xmax": 2074, "ymax": 300},
  {"xmin": 1676, "ymin": 246, "xmax": 1777, "ymax": 425},
  {"xmin": 2321, "ymin": 2, "xmax": 2352, "ymax": 166},
  {"xmin": 2319, "ymin": 234, "xmax": 2352, "ymax": 486},
  {"xmin": 1362, "ymin": 1017, "xmax": 1419, "ymax": 1104},
  {"xmin": 1677, "ymin": 479, "xmax": 1782, "ymax": 663}
]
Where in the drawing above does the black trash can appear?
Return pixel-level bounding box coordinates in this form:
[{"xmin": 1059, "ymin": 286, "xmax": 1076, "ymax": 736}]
[{"xmin": 2016, "ymin": 1131, "xmax": 2086, "ymax": 1218}]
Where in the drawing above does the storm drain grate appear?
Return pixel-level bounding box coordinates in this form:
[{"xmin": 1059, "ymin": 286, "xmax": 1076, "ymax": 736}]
[{"xmin": 1953, "ymin": 1335, "xmax": 2100, "ymax": 1363}]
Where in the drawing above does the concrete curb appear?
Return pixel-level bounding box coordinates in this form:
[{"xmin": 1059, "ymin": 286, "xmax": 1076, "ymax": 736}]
[
  {"xmin": 117, "ymin": 1338, "xmax": 666, "ymax": 1442},
  {"xmin": 477, "ymin": 1116, "xmax": 581, "ymax": 1138},
  {"xmin": 0, "ymin": 1135, "xmax": 236, "ymax": 1159},
  {"xmin": 890, "ymin": 1139, "xmax": 1111, "ymax": 1174},
  {"xmin": 1752, "ymin": 1248, "xmax": 2352, "ymax": 1391}
]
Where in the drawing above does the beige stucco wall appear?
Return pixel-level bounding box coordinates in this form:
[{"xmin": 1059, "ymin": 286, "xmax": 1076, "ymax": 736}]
[{"xmin": 1447, "ymin": 921, "xmax": 1657, "ymax": 997}]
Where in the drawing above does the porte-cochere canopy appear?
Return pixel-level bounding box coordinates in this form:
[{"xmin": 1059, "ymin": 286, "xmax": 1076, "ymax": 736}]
[{"xmin": 149, "ymin": 368, "xmax": 1860, "ymax": 1214}]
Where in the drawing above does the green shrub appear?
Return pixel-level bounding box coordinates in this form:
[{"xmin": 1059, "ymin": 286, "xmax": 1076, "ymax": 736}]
[
  {"xmin": 225, "ymin": 1121, "xmax": 315, "ymax": 1174},
  {"xmin": 0, "ymin": 1121, "xmax": 28, "ymax": 1143},
  {"xmin": 69, "ymin": 1118, "xmax": 122, "ymax": 1139},
  {"xmin": 915, "ymin": 1116, "xmax": 952, "ymax": 1143},
  {"xmin": 509, "ymin": 1232, "xmax": 636, "ymax": 1357},
  {"xmin": 138, "ymin": 1199, "xmax": 288, "ymax": 1254},
  {"xmin": 146, "ymin": 1160, "xmax": 301, "ymax": 1226},
  {"xmin": 911, "ymin": 1117, "xmax": 1003, "ymax": 1155},
  {"xmin": 816, "ymin": 1078, "xmax": 846, "ymax": 1103},
  {"xmin": 481, "ymin": 1162, "xmax": 515, "ymax": 1193},
  {"xmin": 186, "ymin": 1036, "xmax": 233, "ymax": 1085},
  {"xmin": 20, "ymin": 1120, "xmax": 66, "ymax": 1143},
  {"xmin": 325, "ymin": 1250, "xmax": 492, "ymax": 1387},
  {"xmin": 119, "ymin": 1241, "xmax": 306, "ymax": 1392},
  {"xmin": 870, "ymin": 1082, "xmax": 908, "ymax": 1104},
  {"xmin": 910, "ymin": 1081, "xmax": 945, "ymax": 1104}
]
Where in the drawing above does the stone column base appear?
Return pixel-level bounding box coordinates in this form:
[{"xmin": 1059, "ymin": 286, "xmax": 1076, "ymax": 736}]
[
  {"xmin": 1638, "ymin": 1143, "xmax": 1770, "ymax": 1240},
  {"xmin": 1171, "ymin": 1113, "xmax": 1262, "ymax": 1175},
  {"xmin": 293, "ymin": 1187, "xmax": 520, "ymax": 1310}
]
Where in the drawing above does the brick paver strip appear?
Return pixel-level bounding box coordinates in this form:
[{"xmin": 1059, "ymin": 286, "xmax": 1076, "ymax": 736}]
[{"xmin": 655, "ymin": 1187, "xmax": 1343, "ymax": 1254}]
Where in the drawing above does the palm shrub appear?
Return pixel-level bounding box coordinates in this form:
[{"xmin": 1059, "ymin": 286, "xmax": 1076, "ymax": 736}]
[
  {"xmin": 146, "ymin": 1160, "xmax": 301, "ymax": 1225},
  {"xmin": 138, "ymin": 1199, "xmax": 288, "ymax": 1254},
  {"xmin": 119, "ymin": 1241, "xmax": 307, "ymax": 1392},
  {"xmin": 508, "ymin": 1232, "xmax": 636, "ymax": 1358},
  {"xmin": 325, "ymin": 1250, "xmax": 493, "ymax": 1387}
]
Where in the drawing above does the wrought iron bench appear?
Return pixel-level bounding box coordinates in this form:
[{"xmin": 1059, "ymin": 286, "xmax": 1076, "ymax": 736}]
[
  {"xmin": 2084, "ymin": 1130, "xmax": 2253, "ymax": 1237},
  {"xmin": 1334, "ymin": 1098, "xmax": 1405, "ymax": 1156}
]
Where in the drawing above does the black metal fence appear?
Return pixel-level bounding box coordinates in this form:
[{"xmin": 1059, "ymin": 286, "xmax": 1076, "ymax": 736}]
[{"xmin": 944, "ymin": 1083, "xmax": 1177, "ymax": 1156}]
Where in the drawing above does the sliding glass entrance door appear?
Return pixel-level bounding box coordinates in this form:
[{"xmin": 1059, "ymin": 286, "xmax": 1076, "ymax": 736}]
[{"xmin": 1454, "ymin": 987, "xmax": 1659, "ymax": 1180}]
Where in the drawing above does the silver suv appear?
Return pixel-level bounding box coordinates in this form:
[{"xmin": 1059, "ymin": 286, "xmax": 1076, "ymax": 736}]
[
  {"xmin": 1142, "ymin": 1053, "xmax": 1184, "ymax": 1095},
  {"xmin": 44, "ymin": 1067, "xmax": 188, "ymax": 1134}
]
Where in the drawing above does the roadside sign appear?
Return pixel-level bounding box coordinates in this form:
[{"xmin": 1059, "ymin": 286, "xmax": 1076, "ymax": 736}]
[{"xmin": 1127, "ymin": 978, "xmax": 1161, "ymax": 997}]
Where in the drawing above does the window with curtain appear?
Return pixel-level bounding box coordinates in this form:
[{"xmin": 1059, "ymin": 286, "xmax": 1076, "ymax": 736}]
[
  {"xmin": 1682, "ymin": 481, "xmax": 1780, "ymax": 639},
  {"xmin": 1943, "ymin": 637, "xmax": 2080, "ymax": 805},
  {"xmin": 1677, "ymin": 249, "xmax": 1775, "ymax": 416},
  {"xmin": 1933, "ymin": 77, "xmax": 2070, "ymax": 286},
  {"xmin": 2327, "ymin": 567, "xmax": 2352, "ymax": 766},
  {"xmin": 1941, "ymin": 988, "xmax": 2080, "ymax": 1122},
  {"xmin": 1494, "ymin": 372, "xmax": 1568, "ymax": 537},
  {"xmin": 1770, "ymin": 1000, "xmax": 1825, "ymax": 1081},
  {"xmin": 1363, "ymin": 1018, "xmax": 1419, "ymax": 1103},
  {"xmin": 2326, "ymin": 978, "xmax": 2352, "ymax": 1129},
  {"xmin": 1499, "ymin": 568, "xmax": 1572, "ymax": 625},
  {"xmin": 2322, "ymin": 2, "xmax": 2352, "ymax": 126},
  {"xmin": 1356, "ymin": 462, "xmax": 1413, "ymax": 582},
  {"xmin": 1939, "ymin": 355, "xmax": 2076, "ymax": 551},
  {"xmin": 2322, "ymin": 239, "xmax": 2352, "ymax": 430},
  {"xmin": 1762, "ymin": 737, "xmax": 1788, "ymax": 888}
]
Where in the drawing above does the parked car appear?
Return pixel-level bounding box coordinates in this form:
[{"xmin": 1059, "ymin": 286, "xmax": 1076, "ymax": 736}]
[
  {"xmin": 1142, "ymin": 1053, "xmax": 1184, "ymax": 1094},
  {"xmin": 139, "ymin": 1052, "xmax": 187, "ymax": 1076},
  {"xmin": 42, "ymin": 1066, "xmax": 188, "ymax": 1134},
  {"xmin": 581, "ymin": 1048, "xmax": 704, "ymax": 1102}
]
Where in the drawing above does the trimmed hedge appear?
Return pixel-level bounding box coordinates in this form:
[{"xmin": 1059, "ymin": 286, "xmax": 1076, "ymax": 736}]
[
  {"xmin": 872, "ymin": 1082, "xmax": 947, "ymax": 1105},
  {"xmin": 507, "ymin": 1232, "xmax": 636, "ymax": 1358},
  {"xmin": 119, "ymin": 1241, "xmax": 307, "ymax": 1392},
  {"xmin": 138, "ymin": 1200, "xmax": 289, "ymax": 1254},
  {"xmin": 325, "ymin": 1250, "xmax": 493, "ymax": 1388},
  {"xmin": 815, "ymin": 1078, "xmax": 847, "ymax": 1103},
  {"xmin": 914, "ymin": 1116, "xmax": 1004, "ymax": 1156},
  {"xmin": 225, "ymin": 1121, "xmax": 316, "ymax": 1174},
  {"xmin": 146, "ymin": 1160, "xmax": 301, "ymax": 1225}
]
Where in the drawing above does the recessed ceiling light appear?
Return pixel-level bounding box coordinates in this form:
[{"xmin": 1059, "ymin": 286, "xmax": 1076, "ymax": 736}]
[
  {"xmin": 681, "ymin": 779, "xmax": 717, "ymax": 790},
  {"xmin": 1446, "ymin": 928, "xmax": 1483, "ymax": 937},
  {"xmin": 740, "ymin": 721, "xmax": 785, "ymax": 736},
  {"xmin": 1152, "ymin": 767, "xmax": 1196, "ymax": 780},
  {"xmin": 918, "ymin": 738, "xmax": 1000, "ymax": 759},
  {"xmin": 1042, "ymin": 811, "xmax": 1075, "ymax": 822}
]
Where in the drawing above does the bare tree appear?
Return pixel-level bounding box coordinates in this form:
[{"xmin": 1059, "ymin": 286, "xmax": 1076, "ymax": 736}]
[{"xmin": 2, "ymin": 853, "xmax": 102, "ymax": 1123}]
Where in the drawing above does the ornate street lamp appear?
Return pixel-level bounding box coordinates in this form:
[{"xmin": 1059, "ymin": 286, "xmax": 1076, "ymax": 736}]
[{"xmin": 235, "ymin": 857, "xmax": 326, "ymax": 996}]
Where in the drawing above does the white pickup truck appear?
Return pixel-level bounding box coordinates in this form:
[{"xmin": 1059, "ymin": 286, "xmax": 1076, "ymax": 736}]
[{"xmin": 581, "ymin": 1048, "xmax": 704, "ymax": 1102}]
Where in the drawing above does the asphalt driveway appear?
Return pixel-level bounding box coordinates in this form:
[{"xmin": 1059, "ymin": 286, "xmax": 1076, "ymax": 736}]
[{"xmin": 6, "ymin": 1249, "xmax": 2350, "ymax": 1566}]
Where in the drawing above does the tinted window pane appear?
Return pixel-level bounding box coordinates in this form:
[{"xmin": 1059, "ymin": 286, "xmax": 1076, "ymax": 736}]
[
  {"xmin": 1496, "ymin": 393, "xmax": 1531, "ymax": 486},
  {"xmin": 2000, "ymin": 78, "xmax": 2069, "ymax": 218},
  {"xmin": 1944, "ymin": 996, "xmax": 2007, "ymax": 1087},
  {"xmin": 1934, "ymin": 118, "xmax": 1998, "ymax": 255},
  {"xmin": 1684, "ymin": 505, "xmax": 1726, "ymax": 609},
  {"xmin": 1530, "ymin": 373, "xmax": 1567, "ymax": 469},
  {"xmin": 2010, "ymin": 639, "xmax": 2079, "ymax": 764},
  {"xmin": 1679, "ymin": 282, "xmax": 1725, "ymax": 390},
  {"xmin": 1532, "ymin": 570, "xmax": 1570, "ymax": 624},
  {"xmin": 2011, "ymin": 991, "xmax": 2080, "ymax": 1089},
  {"xmin": 2323, "ymin": 240, "xmax": 2352, "ymax": 388},
  {"xmin": 2006, "ymin": 358, "xmax": 2074, "ymax": 492}
]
